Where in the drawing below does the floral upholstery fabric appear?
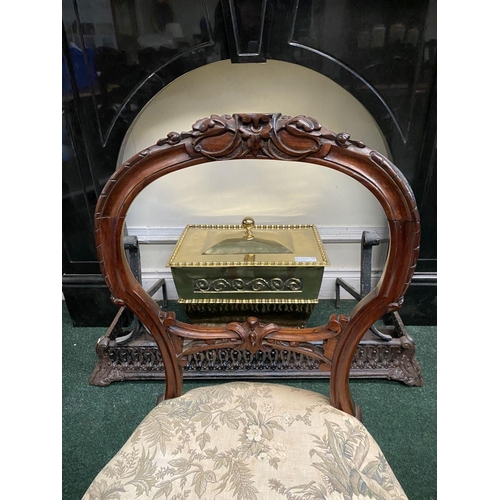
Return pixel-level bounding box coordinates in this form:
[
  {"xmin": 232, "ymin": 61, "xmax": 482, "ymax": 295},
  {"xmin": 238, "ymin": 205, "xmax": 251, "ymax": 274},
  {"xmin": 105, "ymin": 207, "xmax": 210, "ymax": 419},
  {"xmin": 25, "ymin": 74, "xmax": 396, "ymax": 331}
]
[{"xmin": 82, "ymin": 382, "xmax": 407, "ymax": 500}]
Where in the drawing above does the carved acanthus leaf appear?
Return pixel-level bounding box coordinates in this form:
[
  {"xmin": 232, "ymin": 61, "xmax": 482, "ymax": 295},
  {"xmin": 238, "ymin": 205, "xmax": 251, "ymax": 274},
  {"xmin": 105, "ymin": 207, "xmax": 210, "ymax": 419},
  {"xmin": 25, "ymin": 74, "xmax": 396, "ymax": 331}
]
[{"xmin": 226, "ymin": 317, "xmax": 280, "ymax": 353}]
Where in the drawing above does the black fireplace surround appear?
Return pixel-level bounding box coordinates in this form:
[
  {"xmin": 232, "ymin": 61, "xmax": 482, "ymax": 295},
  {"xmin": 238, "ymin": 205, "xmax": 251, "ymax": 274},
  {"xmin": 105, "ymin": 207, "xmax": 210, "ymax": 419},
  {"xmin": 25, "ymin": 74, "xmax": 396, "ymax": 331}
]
[{"xmin": 62, "ymin": 0, "xmax": 436, "ymax": 327}]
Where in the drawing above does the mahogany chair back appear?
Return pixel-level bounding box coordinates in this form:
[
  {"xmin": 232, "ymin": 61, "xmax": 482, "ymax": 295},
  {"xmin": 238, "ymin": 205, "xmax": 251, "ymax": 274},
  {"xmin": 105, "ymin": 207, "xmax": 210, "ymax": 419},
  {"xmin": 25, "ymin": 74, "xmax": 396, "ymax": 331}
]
[{"xmin": 94, "ymin": 113, "xmax": 420, "ymax": 418}]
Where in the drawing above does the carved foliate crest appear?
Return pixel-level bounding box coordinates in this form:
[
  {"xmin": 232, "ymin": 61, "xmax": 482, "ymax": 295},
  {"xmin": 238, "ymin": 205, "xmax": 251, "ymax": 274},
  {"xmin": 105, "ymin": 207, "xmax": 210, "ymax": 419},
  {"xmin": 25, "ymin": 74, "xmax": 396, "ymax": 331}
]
[{"xmin": 156, "ymin": 113, "xmax": 366, "ymax": 161}]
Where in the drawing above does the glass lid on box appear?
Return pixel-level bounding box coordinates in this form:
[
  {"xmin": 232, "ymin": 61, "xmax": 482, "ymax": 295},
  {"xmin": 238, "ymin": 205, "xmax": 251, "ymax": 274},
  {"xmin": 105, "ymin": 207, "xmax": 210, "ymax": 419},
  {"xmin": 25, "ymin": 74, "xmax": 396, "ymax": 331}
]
[
  {"xmin": 168, "ymin": 217, "xmax": 330, "ymax": 267},
  {"xmin": 202, "ymin": 217, "xmax": 293, "ymax": 255}
]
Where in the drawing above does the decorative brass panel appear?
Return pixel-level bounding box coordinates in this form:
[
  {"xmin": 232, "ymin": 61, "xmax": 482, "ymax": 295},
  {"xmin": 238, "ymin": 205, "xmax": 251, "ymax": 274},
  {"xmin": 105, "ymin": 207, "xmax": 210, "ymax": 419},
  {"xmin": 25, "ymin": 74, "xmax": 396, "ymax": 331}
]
[{"xmin": 192, "ymin": 277, "xmax": 303, "ymax": 293}]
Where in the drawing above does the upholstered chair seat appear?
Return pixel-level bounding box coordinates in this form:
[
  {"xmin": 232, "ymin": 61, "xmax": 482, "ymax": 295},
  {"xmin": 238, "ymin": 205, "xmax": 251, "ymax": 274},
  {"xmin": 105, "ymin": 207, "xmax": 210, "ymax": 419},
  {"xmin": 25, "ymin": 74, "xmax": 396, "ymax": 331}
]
[{"xmin": 83, "ymin": 382, "xmax": 407, "ymax": 500}]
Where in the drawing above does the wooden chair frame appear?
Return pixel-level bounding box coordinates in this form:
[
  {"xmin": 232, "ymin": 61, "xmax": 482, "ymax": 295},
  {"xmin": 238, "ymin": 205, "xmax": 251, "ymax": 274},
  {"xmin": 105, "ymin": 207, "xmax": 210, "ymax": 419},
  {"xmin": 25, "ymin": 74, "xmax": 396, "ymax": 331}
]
[{"xmin": 94, "ymin": 113, "xmax": 420, "ymax": 419}]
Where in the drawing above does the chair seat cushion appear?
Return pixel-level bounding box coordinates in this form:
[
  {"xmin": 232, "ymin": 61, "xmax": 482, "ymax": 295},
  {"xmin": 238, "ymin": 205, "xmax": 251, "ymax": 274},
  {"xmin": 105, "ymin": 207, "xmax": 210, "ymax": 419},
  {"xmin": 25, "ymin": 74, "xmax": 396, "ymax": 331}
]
[{"xmin": 83, "ymin": 382, "xmax": 407, "ymax": 500}]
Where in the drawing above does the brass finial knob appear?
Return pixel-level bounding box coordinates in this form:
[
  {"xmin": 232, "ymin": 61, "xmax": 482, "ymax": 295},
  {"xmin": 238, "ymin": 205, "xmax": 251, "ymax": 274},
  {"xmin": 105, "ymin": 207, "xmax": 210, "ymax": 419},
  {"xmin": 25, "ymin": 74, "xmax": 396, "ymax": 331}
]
[{"xmin": 242, "ymin": 217, "xmax": 255, "ymax": 240}]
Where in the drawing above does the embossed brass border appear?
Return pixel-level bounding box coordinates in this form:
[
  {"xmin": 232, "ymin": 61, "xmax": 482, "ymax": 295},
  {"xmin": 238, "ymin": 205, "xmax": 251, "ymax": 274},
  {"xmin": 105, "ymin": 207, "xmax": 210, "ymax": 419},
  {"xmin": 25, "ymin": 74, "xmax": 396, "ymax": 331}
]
[{"xmin": 192, "ymin": 277, "xmax": 304, "ymax": 293}]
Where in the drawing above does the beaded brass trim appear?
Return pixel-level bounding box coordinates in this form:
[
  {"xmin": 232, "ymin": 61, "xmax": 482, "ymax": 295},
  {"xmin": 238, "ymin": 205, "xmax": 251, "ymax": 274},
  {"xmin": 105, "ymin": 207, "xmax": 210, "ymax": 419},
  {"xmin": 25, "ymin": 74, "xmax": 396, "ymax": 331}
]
[{"xmin": 178, "ymin": 298, "xmax": 318, "ymax": 304}]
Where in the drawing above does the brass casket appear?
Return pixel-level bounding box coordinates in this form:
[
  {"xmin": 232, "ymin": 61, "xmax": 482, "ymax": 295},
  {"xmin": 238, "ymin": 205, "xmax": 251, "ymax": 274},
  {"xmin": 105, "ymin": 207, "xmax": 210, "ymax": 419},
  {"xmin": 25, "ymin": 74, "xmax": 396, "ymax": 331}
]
[{"xmin": 168, "ymin": 218, "xmax": 329, "ymax": 327}]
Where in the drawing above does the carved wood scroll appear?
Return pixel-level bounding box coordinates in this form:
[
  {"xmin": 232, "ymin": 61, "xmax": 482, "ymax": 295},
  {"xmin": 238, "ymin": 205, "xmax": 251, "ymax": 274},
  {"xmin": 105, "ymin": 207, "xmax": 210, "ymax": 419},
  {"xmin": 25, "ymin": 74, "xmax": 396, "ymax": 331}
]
[
  {"xmin": 95, "ymin": 113, "xmax": 420, "ymax": 418},
  {"xmin": 160, "ymin": 311, "xmax": 349, "ymax": 372}
]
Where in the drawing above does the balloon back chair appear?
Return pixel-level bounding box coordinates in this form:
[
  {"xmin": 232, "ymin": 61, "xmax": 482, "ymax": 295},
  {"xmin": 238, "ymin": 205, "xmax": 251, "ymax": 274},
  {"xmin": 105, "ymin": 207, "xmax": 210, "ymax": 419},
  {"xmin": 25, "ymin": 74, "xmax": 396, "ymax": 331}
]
[{"xmin": 83, "ymin": 113, "xmax": 419, "ymax": 500}]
